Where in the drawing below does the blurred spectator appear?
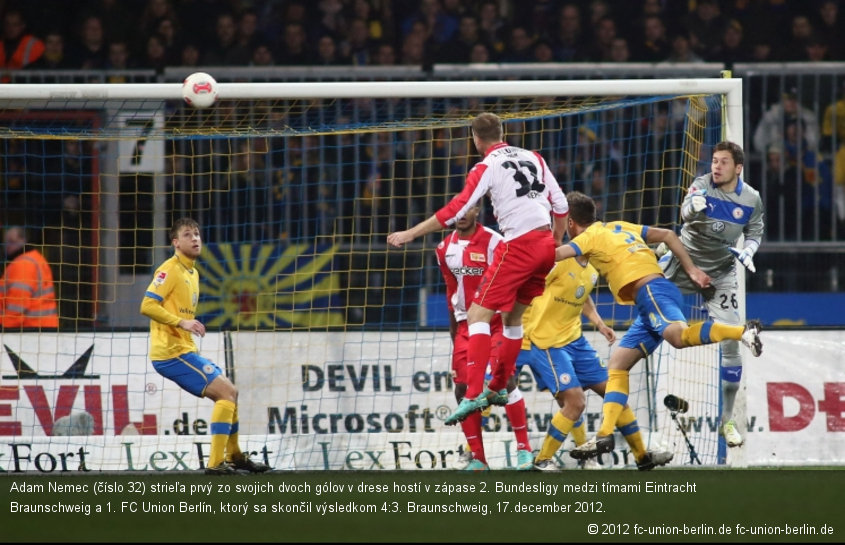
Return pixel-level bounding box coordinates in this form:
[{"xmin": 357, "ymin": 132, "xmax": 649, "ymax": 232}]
[
  {"xmin": 763, "ymin": 141, "xmax": 796, "ymax": 240},
  {"xmin": 340, "ymin": 17, "xmax": 375, "ymax": 65},
  {"xmin": 154, "ymin": 17, "xmax": 182, "ymax": 65},
  {"xmin": 663, "ymin": 33, "xmax": 704, "ymax": 64},
  {"xmin": 469, "ymin": 42, "xmax": 491, "ymax": 63},
  {"xmin": 753, "ymin": 88, "xmax": 820, "ymax": 156},
  {"xmin": 399, "ymin": 30, "xmax": 427, "ymax": 66},
  {"xmin": 0, "ymin": 226, "xmax": 58, "ymax": 330},
  {"xmin": 532, "ymin": 39, "xmax": 555, "ymax": 63},
  {"xmin": 26, "ymin": 31, "xmax": 72, "ymax": 70},
  {"xmin": 519, "ymin": 0, "xmax": 558, "ymax": 42},
  {"xmin": 179, "ymin": 42, "xmax": 201, "ymax": 67},
  {"xmin": 587, "ymin": 0, "xmax": 611, "ymax": 29},
  {"xmin": 106, "ymin": 40, "xmax": 132, "ymax": 70},
  {"xmin": 802, "ymin": 33, "xmax": 831, "ymax": 62},
  {"xmin": 729, "ymin": 0, "xmax": 791, "ymax": 50},
  {"xmin": 275, "ymin": 21, "xmax": 311, "ymax": 65},
  {"xmin": 814, "ymin": 0, "xmax": 843, "ymax": 60},
  {"xmin": 372, "ymin": 41, "xmax": 397, "ymax": 65},
  {"xmin": 314, "ymin": 0, "xmax": 347, "ymax": 40},
  {"xmin": 437, "ymin": 13, "xmax": 483, "ymax": 63},
  {"xmin": 0, "ymin": 10, "xmax": 44, "ymax": 73},
  {"xmin": 351, "ymin": 0, "xmax": 387, "ymax": 43},
  {"xmin": 250, "ymin": 42, "xmax": 275, "ymax": 66},
  {"xmin": 69, "ymin": 15, "xmax": 108, "ymax": 70},
  {"xmin": 401, "ymin": 0, "xmax": 458, "ymax": 46},
  {"xmin": 237, "ymin": 9, "xmax": 261, "ymax": 53},
  {"xmin": 821, "ymin": 79, "xmax": 845, "ymax": 227},
  {"xmin": 632, "ymin": 14, "xmax": 669, "ymax": 62},
  {"xmin": 203, "ymin": 12, "xmax": 250, "ymax": 66},
  {"xmin": 585, "ymin": 16, "xmax": 617, "ymax": 62},
  {"xmin": 709, "ymin": 19, "xmax": 750, "ymax": 66},
  {"xmin": 552, "ymin": 3, "xmax": 588, "ymax": 62},
  {"xmin": 141, "ymin": 33, "xmax": 169, "ymax": 73},
  {"xmin": 105, "ymin": 40, "xmax": 133, "ymax": 82},
  {"xmin": 777, "ymin": 14, "xmax": 815, "ymax": 61},
  {"xmin": 477, "ymin": 0, "xmax": 507, "ymax": 57},
  {"xmin": 782, "ymin": 119, "xmax": 834, "ymax": 239},
  {"xmin": 138, "ymin": 0, "xmax": 178, "ymax": 43},
  {"xmin": 684, "ymin": 0, "xmax": 726, "ymax": 59},
  {"xmin": 499, "ymin": 25, "xmax": 535, "ymax": 63},
  {"xmin": 572, "ymin": 122, "xmax": 624, "ymax": 221},
  {"xmin": 750, "ymin": 39, "xmax": 773, "ymax": 62},
  {"xmin": 638, "ymin": 0, "xmax": 675, "ymax": 26},
  {"xmin": 607, "ymin": 37, "xmax": 630, "ymax": 63},
  {"xmin": 82, "ymin": 0, "xmax": 139, "ymax": 48},
  {"xmin": 314, "ymin": 35, "xmax": 348, "ymax": 65}
]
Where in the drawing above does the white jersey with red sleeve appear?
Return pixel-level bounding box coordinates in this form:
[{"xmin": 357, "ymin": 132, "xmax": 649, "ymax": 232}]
[
  {"xmin": 434, "ymin": 224, "xmax": 503, "ymax": 321},
  {"xmin": 434, "ymin": 142, "xmax": 569, "ymax": 241}
]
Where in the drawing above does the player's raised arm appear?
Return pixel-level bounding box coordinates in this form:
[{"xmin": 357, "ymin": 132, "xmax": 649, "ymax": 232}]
[
  {"xmin": 554, "ymin": 243, "xmax": 577, "ymax": 262},
  {"xmin": 387, "ymin": 215, "xmax": 443, "ymax": 247}
]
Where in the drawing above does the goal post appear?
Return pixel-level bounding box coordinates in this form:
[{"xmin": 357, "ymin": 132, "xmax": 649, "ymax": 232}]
[{"xmin": 0, "ymin": 76, "xmax": 743, "ymax": 471}]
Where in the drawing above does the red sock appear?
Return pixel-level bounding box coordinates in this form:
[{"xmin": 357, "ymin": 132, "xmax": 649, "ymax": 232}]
[
  {"xmin": 488, "ymin": 336, "xmax": 521, "ymax": 391},
  {"xmin": 505, "ymin": 395, "xmax": 530, "ymax": 451},
  {"xmin": 460, "ymin": 411, "xmax": 485, "ymax": 464},
  {"xmin": 466, "ymin": 332, "xmax": 491, "ymax": 398}
]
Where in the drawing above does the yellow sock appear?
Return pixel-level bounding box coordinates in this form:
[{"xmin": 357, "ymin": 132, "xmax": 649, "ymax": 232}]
[
  {"xmin": 616, "ymin": 406, "xmax": 646, "ymax": 460},
  {"xmin": 682, "ymin": 321, "xmax": 744, "ymax": 346},
  {"xmin": 225, "ymin": 405, "xmax": 243, "ymax": 462},
  {"xmin": 537, "ymin": 412, "xmax": 575, "ymax": 461},
  {"xmin": 208, "ymin": 399, "xmax": 236, "ymax": 468},
  {"xmin": 599, "ymin": 369, "xmax": 629, "ymax": 437},
  {"xmin": 571, "ymin": 417, "xmax": 587, "ymax": 446}
]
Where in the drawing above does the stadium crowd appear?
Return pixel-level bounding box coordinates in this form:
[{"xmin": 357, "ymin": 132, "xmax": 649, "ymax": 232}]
[{"xmin": 1, "ymin": 0, "xmax": 844, "ymax": 72}]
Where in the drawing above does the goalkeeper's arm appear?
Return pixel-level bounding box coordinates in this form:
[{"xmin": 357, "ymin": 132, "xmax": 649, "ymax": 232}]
[
  {"xmin": 729, "ymin": 239, "xmax": 760, "ymax": 273},
  {"xmin": 681, "ymin": 187, "xmax": 708, "ymax": 222}
]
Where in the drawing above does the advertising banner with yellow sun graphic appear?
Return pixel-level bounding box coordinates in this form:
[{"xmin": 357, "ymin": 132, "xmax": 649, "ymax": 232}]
[{"xmin": 195, "ymin": 242, "xmax": 345, "ymax": 329}]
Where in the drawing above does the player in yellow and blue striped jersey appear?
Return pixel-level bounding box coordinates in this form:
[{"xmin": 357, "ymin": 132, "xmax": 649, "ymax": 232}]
[{"xmin": 557, "ymin": 192, "xmax": 762, "ymax": 464}]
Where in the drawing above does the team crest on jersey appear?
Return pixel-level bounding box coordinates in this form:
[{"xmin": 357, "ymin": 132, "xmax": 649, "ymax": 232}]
[
  {"xmin": 203, "ymin": 364, "xmax": 214, "ymax": 375},
  {"xmin": 711, "ymin": 221, "xmax": 726, "ymax": 233},
  {"xmin": 649, "ymin": 312, "xmax": 664, "ymax": 329},
  {"xmin": 732, "ymin": 207, "xmax": 744, "ymax": 220},
  {"xmin": 591, "ymin": 273, "xmax": 598, "ymax": 285},
  {"xmin": 559, "ymin": 372, "xmax": 572, "ymax": 385},
  {"xmin": 153, "ymin": 271, "xmax": 167, "ymax": 286},
  {"xmin": 575, "ymin": 285, "xmax": 585, "ymax": 299},
  {"xmin": 470, "ymin": 252, "xmax": 486, "ymax": 263}
]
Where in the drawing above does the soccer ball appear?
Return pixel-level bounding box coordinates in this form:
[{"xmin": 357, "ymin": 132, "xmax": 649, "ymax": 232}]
[{"xmin": 182, "ymin": 72, "xmax": 218, "ymax": 109}]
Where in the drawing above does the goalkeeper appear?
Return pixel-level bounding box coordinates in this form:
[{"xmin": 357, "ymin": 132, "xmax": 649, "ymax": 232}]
[{"xmin": 658, "ymin": 141, "xmax": 764, "ymax": 448}]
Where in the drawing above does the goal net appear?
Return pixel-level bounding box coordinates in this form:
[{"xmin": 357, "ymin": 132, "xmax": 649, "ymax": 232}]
[{"xmin": 0, "ymin": 78, "xmax": 742, "ymax": 471}]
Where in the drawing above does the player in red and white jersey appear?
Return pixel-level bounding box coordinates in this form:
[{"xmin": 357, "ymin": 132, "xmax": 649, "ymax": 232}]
[
  {"xmin": 388, "ymin": 112, "xmax": 568, "ymax": 429},
  {"xmin": 434, "ymin": 202, "xmax": 534, "ymax": 471}
]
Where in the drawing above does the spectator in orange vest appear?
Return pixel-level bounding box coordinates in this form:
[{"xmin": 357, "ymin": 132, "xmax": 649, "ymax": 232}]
[
  {"xmin": 0, "ymin": 10, "xmax": 44, "ymax": 71},
  {"xmin": 0, "ymin": 226, "xmax": 58, "ymax": 330}
]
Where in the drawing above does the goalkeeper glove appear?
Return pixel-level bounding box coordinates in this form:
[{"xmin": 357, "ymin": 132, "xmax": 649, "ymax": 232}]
[
  {"xmin": 729, "ymin": 247, "xmax": 756, "ymax": 273},
  {"xmin": 690, "ymin": 189, "xmax": 707, "ymax": 213}
]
